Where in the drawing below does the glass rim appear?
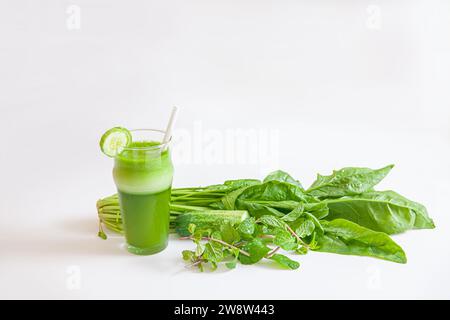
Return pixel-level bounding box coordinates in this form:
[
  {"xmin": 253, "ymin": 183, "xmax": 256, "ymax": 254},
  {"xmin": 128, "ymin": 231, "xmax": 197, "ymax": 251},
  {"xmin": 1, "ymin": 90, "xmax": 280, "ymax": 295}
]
[{"xmin": 121, "ymin": 128, "xmax": 172, "ymax": 151}]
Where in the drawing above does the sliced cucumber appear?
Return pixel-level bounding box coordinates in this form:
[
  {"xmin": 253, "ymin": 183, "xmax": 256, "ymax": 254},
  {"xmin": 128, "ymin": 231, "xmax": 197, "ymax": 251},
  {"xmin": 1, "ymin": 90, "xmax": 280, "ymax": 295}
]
[{"xmin": 100, "ymin": 127, "xmax": 131, "ymax": 157}]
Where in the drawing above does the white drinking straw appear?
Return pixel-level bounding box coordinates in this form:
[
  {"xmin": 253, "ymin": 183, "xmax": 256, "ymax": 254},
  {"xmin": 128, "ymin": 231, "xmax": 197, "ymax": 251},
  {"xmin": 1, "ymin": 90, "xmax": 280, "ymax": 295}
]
[{"xmin": 162, "ymin": 106, "xmax": 178, "ymax": 151}]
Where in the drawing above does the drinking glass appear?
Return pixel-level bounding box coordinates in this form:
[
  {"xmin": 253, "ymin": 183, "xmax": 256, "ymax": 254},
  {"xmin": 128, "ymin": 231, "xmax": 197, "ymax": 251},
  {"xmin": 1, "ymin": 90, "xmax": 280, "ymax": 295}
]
[{"xmin": 113, "ymin": 129, "xmax": 173, "ymax": 255}]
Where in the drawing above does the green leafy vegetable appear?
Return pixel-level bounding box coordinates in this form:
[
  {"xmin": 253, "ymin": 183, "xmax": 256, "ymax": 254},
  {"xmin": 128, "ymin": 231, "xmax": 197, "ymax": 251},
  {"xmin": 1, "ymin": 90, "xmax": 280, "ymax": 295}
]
[
  {"xmin": 225, "ymin": 260, "xmax": 237, "ymax": 269},
  {"xmin": 237, "ymin": 217, "xmax": 256, "ymax": 238},
  {"xmin": 235, "ymin": 181, "xmax": 309, "ymax": 218},
  {"xmin": 281, "ymin": 204, "xmax": 304, "ymax": 222},
  {"xmin": 202, "ymin": 242, "xmax": 224, "ymax": 268},
  {"xmin": 182, "ymin": 250, "xmax": 195, "ymax": 261},
  {"xmin": 96, "ymin": 164, "xmax": 434, "ymax": 272},
  {"xmin": 307, "ymin": 165, "xmax": 394, "ymax": 198},
  {"xmin": 325, "ymin": 191, "xmax": 435, "ymax": 234},
  {"xmin": 223, "ymin": 179, "xmax": 261, "ymax": 190},
  {"xmin": 273, "ymin": 228, "xmax": 298, "ymax": 251},
  {"xmin": 315, "ymin": 219, "xmax": 407, "ymax": 264},
  {"xmin": 304, "ymin": 202, "xmax": 329, "ymax": 220},
  {"xmin": 212, "ymin": 179, "xmax": 262, "ymax": 210},
  {"xmin": 238, "ymin": 238, "xmax": 271, "ymax": 265},
  {"xmin": 264, "ymin": 170, "xmax": 304, "ymax": 190},
  {"xmin": 220, "ymin": 223, "xmax": 241, "ymax": 244},
  {"xmin": 269, "ymin": 254, "xmax": 300, "ymax": 270},
  {"xmin": 257, "ymin": 215, "xmax": 288, "ymax": 229},
  {"xmin": 295, "ymin": 219, "xmax": 315, "ymax": 238}
]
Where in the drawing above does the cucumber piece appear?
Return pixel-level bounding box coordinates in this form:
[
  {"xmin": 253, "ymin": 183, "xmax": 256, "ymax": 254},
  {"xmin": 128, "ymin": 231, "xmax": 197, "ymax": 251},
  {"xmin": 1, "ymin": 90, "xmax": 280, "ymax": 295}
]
[
  {"xmin": 100, "ymin": 127, "xmax": 131, "ymax": 157},
  {"xmin": 175, "ymin": 210, "xmax": 250, "ymax": 236}
]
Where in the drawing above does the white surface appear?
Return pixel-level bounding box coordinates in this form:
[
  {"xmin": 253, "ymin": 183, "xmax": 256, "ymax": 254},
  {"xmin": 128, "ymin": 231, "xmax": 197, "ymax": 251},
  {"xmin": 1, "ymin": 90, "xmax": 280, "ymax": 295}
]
[{"xmin": 1, "ymin": 0, "xmax": 449, "ymax": 299}]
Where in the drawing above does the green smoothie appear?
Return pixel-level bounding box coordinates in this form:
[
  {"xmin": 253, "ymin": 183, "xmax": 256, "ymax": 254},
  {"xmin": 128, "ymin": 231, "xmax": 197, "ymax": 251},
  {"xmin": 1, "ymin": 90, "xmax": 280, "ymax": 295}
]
[{"xmin": 113, "ymin": 140, "xmax": 174, "ymax": 255}]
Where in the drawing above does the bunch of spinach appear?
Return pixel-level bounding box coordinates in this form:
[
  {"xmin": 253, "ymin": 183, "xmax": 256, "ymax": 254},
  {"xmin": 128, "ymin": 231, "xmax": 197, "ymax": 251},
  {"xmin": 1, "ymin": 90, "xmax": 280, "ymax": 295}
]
[
  {"xmin": 180, "ymin": 166, "xmax": 434, "ymax": 271},
  {"xmin": 96, "ymin": 165, "xmax": 435, "ymax": 271}
]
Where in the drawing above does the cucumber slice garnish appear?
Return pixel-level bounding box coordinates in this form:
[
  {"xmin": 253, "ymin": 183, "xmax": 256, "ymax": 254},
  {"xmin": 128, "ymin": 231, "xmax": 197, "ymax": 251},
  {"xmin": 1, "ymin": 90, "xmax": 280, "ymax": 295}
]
[{"xmin": 100, "ymin": 127, "xmax": 131, "ymax": 157}]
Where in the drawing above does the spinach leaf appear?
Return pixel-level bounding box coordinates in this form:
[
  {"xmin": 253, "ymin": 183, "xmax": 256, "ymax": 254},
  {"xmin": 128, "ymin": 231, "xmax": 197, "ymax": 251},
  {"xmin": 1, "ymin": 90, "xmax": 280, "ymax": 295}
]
[
  {"xmin": 281, "ymin": 204, "xmax": 305, "ymax": 222},
  {"xmin": 209, "ymin": 179, "xmax": 261, "ymax": 210},
  {"xmin": 371, "ymin": 191, "xmax": 434, "ymax": 230},
  {"xmin": 261, "ymin": 205, "xmax": 286, "ymax": 217},
  {"xmin": 304, "ymin": 202, "xmax": 329, "ymax": 220},
  {"xmin": 235, "ymin": 181, "xmax": 308, "ymax": 218},
  {"xmin": 220, "ymin": 186, "xmax": 253, "ymax": 210},
  {"xmin": 240, "ymin": 200, "xmax": 301, "ymax": 212},
  {"xmin": 307, "ymin": 165, "xmax": 394, "ymax": 198},
  {"xmin": 314, "ymin": 219, "xmax": 407, "ymax": 264},
  {"xmin": 239, "ymin": 180, "xmax": 307, "ymax": 202},
  {"xmin": 224, "ymin": 179, "xmax": 261, "ymax": 189},
  {"xmin": 303, "ymin": 212, "xmax": 324, "ymax": 234},
  {"xmin": 325, "ymin": 190, "xmax": 434, "ymax": 234},
  {"xmin": 206, "ymin": 179, "xmax": 260, "ymax": 192},
  {"xmin": 264, "ymin": 170, "xmax": 304, "ymax": 190},
  {"xmin": 269, "ymin": 254, "xmax": 300, "ymax": 270}
]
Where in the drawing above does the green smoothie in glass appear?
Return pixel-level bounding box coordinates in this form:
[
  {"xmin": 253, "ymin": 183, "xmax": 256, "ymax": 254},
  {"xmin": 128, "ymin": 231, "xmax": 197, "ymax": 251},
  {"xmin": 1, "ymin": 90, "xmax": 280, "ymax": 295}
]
[{"xmin": 101, "ymin": 127, "xmax": 174, "ymax": 255}]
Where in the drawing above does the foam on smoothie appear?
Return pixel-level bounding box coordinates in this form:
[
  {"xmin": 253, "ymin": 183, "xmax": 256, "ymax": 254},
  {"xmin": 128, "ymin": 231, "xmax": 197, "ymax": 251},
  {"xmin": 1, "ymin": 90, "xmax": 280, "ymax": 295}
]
[{"xmin": 113, "ymin": 141, "xmax": 173, "ymax": 194}]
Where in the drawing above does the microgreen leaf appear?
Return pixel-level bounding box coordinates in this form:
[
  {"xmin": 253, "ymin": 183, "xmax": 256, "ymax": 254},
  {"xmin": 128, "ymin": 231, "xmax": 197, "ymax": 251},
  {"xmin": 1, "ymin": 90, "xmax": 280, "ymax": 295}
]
[
  {"xmin": 203, "ymin": 242, "xmax": 224, "ymax": 263},
  {"xmin": 296, "ymin": 246, "xmax": 308, "ymax": 255},
  {"xmin": 192, "ymin": 229, "xmax": 204, "ymax": 242},
  {"xmin": 182, "ymin": 250, "xmax": 195, "ymax": 261},
  {"xmin": 237, "ymin": 217, "xmax": 256, "ymax": 238},
  {"xmin": 273, "ymin": 228, "xmax": 298, "ymax": 251},
  {"xmin": 238, "ymin": 239, "xmax": 271, "ymax": 265},
  {"xmin": 187, "ymin": 223, "xmax": 196, "ymax": 234},
  {"xmin": 295, "ymin": 219, "xmax": 315, "ymax": 238},
  {"xmin": 269, "ymin": 254, "xmax": 300, "ymax": 270},
  {"xmin": 211, "ymin": 230, "xmax": 222, "ymax": 240},
  {"xmin": 257, "ymin": 215, "xmax": 287, "ymax": 229},
  {"xmin": 220, "ymin": 223, "xmax": 240, "ymax": 244},
  {"xmin": 195, "ymin": 243, "xmax": 204, "ymax": 256}
]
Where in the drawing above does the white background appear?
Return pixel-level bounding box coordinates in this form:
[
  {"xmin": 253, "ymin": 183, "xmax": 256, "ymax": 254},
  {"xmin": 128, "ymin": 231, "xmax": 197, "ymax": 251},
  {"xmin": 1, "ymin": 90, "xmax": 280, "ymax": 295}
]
[{"xmin": 1, "ymin": 0, "xmax": 449, "ymax": 299}]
